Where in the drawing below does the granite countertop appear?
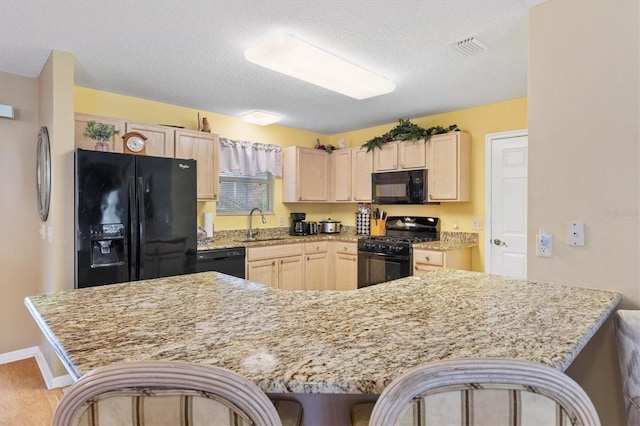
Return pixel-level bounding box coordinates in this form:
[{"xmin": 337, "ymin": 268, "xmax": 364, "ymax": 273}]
[
  {"xmin": 25, "ymin": 269, "xmax": 620, "ymax": 394},
  {"xmin": 197, "ymin": 228, "xmax": 478, "ymax": 252}
]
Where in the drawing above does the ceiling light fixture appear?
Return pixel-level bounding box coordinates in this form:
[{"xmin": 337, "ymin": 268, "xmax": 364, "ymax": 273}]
[
  {"xmin": 245, "ymin": 33, "xmax": 395, "ymax": 100},
  {"xmin": 240, "ymin": 110, "xmax": 282, "ymax": 126}
]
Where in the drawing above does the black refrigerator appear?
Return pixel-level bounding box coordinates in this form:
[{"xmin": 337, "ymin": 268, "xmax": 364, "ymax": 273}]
[{"xmin": 75, "ymin": 149, "xmax": 197, "ymax": 288}]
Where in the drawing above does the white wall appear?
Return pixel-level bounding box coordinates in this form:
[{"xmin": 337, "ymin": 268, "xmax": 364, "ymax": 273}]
[{"xmin": 529, "ymin": 0, "xmax": 639, "ymax": 424}]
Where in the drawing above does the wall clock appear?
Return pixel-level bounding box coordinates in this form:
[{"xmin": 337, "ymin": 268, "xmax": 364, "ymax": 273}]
[
  {"xmin": 122, "ymin": 131, "xmax": 147, "ymax": 155},
  {"xmin": 36, "ymin": 126, "xmax": 51, "ymax": 222}
]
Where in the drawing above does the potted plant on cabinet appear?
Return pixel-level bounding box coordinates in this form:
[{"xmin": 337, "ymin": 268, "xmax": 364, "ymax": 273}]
[
  {"xmin": 361, "ymin": 119, "xmax": 458, "ymax": 152},
  {"xmin": 83, "ymin": 120, "xmax": 120, "ymax": 151}
]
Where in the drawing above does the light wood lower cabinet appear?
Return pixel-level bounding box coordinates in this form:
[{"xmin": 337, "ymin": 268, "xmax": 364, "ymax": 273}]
[
  {"xmin": 331, "ymin": 241, "xmax": 358, "ymax": 291},
  {"xmin": 413, "ymin": 248, "xmax": 471, "ymax": 273},
  {"xmin": 304, "ymin": 241, "xmax": 329, "ymax": 290},
  {"xmin": 246, "ymin": 241, "xmax": 358, "ymax": 291},
  {"xmin": 246, "ymin": 244, "xmax": 304, "ymax": 290}
]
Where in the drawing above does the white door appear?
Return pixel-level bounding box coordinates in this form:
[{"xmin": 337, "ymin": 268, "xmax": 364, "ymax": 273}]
[{"xmin": 485, "ymin": 131, "xmax": 528, "ymax": 278}]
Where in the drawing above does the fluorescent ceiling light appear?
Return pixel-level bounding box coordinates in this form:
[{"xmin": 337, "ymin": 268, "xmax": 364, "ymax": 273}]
[
  {"xmin": 240, "ymin": 110, "xmax": 282, "ymax": 126},
  {"xmin": 245, "ymin": 33, "xmax": 395, "ymax": 100}
]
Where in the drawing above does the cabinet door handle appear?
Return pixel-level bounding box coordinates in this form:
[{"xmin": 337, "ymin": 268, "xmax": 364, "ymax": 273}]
[
  {"xmin": 425, "ymin": 256, "xmax": 430, "ymax": 261},
  {"xmin": 272, "ymin": 261, "xmax": 276, "ymax": 266}
]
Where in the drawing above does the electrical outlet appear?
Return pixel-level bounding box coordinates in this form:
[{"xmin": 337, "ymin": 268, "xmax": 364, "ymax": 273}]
[
  {"xmin": 536, "ymin": 232, "xmax": 552, "ymax": 257},
  {"xmin": 279, "ymin": 216, "xmax": 285, "ymax": 226},
  {"xmin": 472, "ymin": 219, "xmax": 483, "ymax": 230}
]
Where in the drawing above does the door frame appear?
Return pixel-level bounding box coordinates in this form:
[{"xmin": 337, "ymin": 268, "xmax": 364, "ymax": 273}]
[{"xmin": 484, "ymin": 129, "xmax": 528, "ymax": 274}]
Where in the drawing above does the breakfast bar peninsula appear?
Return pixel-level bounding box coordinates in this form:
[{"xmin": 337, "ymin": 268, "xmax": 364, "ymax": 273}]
[{"xmin": 25, "ymin": 269, "xmax": 620, "ymax": 425}]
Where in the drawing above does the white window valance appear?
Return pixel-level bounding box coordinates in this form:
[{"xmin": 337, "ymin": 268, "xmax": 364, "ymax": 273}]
[{"xmin": 219, "ymin": 138, "xmax": 282, "ymax": 177}]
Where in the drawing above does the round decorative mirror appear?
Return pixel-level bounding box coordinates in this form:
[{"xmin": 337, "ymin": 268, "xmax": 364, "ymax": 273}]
[{"xmin": 36, "ymin": 126, "xmax": 51, "ymax": 221}]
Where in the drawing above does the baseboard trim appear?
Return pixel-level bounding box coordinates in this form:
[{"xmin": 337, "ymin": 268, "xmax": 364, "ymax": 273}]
[{"xmin": 0, "ymin": 346, "xmax": 73, "ymax": 389}]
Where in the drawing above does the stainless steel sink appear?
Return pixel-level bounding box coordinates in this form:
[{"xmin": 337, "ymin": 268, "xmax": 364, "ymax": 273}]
[{"xmin": 238, "ymin": 237, "xmax": 286, "ymax": 243}]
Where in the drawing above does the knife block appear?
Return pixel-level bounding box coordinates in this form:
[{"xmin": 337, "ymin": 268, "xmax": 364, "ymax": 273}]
[{"xmin": 370, "ymin": 219, "xmax": 386, "ymax": 236}]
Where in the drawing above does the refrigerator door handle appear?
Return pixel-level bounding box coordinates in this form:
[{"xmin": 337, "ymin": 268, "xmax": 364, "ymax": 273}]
[
  {"xmin": 128, "ymin": 177, "xmax": 137, "ymax": 280},
  {"xmin": 137, "ymin": 177, "xmax": 146, "ymax": 280}
]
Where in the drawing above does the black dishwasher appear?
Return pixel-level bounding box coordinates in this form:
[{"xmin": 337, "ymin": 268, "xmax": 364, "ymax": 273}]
[{"xmin": 196, "ymin": 247, "xmax": 246, "ymax": 279}]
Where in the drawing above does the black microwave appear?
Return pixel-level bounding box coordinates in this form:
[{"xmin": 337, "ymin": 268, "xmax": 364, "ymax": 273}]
[{"xmin": 371, "ymin": 169, "xmax": 430, "ymax": 204}]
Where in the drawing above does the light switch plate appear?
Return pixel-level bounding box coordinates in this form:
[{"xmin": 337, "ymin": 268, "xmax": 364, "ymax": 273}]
[{"xmin": 567, "ymin": 222, "xmax": 585, "ymax": 246}]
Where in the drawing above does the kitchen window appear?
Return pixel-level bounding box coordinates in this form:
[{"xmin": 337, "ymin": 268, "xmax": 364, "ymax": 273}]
[
  {"xmin": 217, "ymin": 138, "xmax": 281, "ymax": 215},
  {"xmin": 216, "ymin": 171, "xmax": 274, "ymax": 215}
]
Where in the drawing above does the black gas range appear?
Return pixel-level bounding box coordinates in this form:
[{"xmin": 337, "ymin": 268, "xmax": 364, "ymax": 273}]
[{"xmin": 357, "ymin": 216, "xmax": 440, "ymax": 288}]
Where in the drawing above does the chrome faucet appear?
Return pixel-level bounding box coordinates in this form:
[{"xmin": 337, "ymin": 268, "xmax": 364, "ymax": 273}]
[{"xmin": 248, "ymin": 207, "xmax": 266, "ymax": 240}]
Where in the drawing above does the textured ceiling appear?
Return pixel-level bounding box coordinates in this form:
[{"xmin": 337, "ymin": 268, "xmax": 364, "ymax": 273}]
[{"xmin": 0, "ymin": 0, "xmax": 544, "ymax": 134}]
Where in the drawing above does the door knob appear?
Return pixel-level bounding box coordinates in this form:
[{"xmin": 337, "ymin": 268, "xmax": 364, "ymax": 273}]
[{"xmin": 493, "ymin": 238, "xmax": 507, "ymax": 247}]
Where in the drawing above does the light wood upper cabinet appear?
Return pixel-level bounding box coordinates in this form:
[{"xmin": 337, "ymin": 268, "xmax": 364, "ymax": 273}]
[
  {"xmin": 373, "ymin": 141, "xmax": 399, "ymax": 171},
  {"xmin": 428, "ymin": 132, "xmax": 471, "ymax": 202},
  {"xmin": 125, "ymin": 122, "xmax": 174, "ymax": 158},
  {"xmin": 74, "ymin": 113, "xmax": 125, "ymax": 152},
  {"xmin": 352, "ymin": 147, "xmax": 373, "ymax": 202},
  {"xmin": 399, "ymin": 140, "xmax": 428, "ymax": 170},
  {"xmin": 283, "ymin": 146, "xmax": 373, "ymax": 204},
  {"xmin": 174, "ymin": 130, "xmax": 220, "ymax": 201},
  {"xmin": 282, "ymin": 146, "xmax": 330, "ymax": 202},
  {"xmin": 373, "ymin": 140, "xmax": 427, "ymax": 172},
  {"xmin": 330, "ymin": 149, "xmax": 352, "ymax": 202}
]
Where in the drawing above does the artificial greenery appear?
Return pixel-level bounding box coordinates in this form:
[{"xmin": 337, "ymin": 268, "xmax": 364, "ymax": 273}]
[
  {"xmin": 315, "ymin": 138, "xmax": 336, "ymax": 153},
  {"xmin": 83, "ymin": 121, "xmax": 120, "ymax": 142},
  {"xmin": 361, "ymin": 119, "xmax": 458, "ymax": 152}
]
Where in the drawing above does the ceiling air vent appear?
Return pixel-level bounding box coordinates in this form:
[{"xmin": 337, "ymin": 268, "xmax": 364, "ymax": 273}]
[{"xmin": 450, "ymin": 37, "xmax": 488, "ymax": 56}]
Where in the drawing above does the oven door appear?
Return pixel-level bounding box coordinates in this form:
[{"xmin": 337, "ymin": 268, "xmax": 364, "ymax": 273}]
[{"xmin": 357, "ymin": 251, "xmax": 412, "ymax": 288}]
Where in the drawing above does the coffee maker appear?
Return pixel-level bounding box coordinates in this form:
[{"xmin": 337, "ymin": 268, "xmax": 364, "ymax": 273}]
[{"xmin": 290, "ymin": 212, "xmax": 306, "ymax": 236}]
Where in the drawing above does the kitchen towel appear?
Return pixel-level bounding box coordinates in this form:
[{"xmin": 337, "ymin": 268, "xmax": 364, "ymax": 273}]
[{"xmin": 204, "ymin": 212, "xmax": 214, "ymax": 237}]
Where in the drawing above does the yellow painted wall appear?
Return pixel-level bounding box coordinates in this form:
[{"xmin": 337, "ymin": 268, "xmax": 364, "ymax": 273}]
[
  {"xmin": 330, "ymin": 97, "xmax": 528, "ymax": 271},
  {"xmin": 75, "ymin": 88, "xmax": 527, "ymax": 271},
  {"xmin": 74, "ymin": 87, "xmax": 351, "ymax": 230}
]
